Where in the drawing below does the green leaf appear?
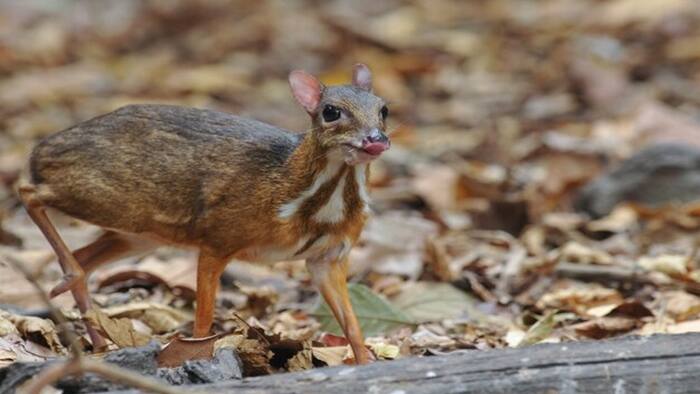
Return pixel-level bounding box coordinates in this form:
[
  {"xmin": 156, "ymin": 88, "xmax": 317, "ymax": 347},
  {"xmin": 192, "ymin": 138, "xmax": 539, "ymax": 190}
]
[
  {"xmin": 312, "ymin": 283, "xmax": 414, "ymax": 336},
  {"xmin": 392, "ymin": 282, "xmax": 478, "ymax": 323},
  {"xmin": 518, "ymin": 311, "xmax": 557, "ymax": 347}
]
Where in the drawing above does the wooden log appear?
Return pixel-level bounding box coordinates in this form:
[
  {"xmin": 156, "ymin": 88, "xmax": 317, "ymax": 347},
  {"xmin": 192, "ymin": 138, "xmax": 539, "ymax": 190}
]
[{"xmin": 109, "ymin": 332, "xmax": 700, "ymax": 393}]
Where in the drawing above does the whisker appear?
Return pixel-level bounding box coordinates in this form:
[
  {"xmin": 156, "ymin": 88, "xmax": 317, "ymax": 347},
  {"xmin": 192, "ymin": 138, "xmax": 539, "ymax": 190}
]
[{"xmin": 387, "ymin": 123, "xmax": 405, "ymax": 135}]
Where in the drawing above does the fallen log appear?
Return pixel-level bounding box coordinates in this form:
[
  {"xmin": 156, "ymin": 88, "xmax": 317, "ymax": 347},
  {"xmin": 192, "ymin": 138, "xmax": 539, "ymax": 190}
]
[{"xmin": 109, "ymin": 332, "xmax": 700, "ymax": 393}]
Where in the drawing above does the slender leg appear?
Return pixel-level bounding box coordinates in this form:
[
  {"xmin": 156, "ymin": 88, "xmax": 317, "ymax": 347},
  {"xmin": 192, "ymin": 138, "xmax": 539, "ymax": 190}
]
[
  {"xmin": 307, "ymin": 254, "xmax": 369, "ymax": 364},
  {"xmin": 17, "ymin": 185, "xmax": 106, "ymax": 349},
  {"xmin": 193, "ymin": 251, "xmax": 228, "ymax": 337},
  {"xmin": 50, "ymin": 231, "xmax": 158, "ymax": 297}
]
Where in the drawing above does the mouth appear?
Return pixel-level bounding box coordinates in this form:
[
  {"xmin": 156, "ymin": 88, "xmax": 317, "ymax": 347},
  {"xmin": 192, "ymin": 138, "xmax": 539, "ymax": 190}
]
[{"xmin": 341, "ymin": 141, "xmax": 390, "ymax": 165}]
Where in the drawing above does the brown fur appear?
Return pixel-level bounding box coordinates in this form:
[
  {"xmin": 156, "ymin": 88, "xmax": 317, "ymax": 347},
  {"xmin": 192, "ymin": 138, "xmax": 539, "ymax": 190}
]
[{"xmin": 29, "ymin": 98, "xmax": 379, "ymax": 257}]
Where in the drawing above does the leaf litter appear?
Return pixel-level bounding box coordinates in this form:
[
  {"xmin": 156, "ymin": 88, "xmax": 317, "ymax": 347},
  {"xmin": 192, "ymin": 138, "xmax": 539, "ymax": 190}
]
[{"xmin": 1, "ymin": 0, "xmax": 700, "ymax": 382}]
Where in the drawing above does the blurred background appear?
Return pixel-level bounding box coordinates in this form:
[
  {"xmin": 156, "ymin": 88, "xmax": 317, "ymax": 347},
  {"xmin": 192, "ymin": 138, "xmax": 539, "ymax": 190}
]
[{"xmin": 2, "ymin": 0, "xmax": 700, "ymax": 372}]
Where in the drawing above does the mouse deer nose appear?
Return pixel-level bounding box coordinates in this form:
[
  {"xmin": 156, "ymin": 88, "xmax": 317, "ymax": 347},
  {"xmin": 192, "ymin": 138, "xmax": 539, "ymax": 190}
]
[
  {"xmin": 365, "ymin": 128, "xmax": 389, "ymax": 145},
  {"xmin": 361, "ymin": 128, "xmax": 391, "ymax": 156}
]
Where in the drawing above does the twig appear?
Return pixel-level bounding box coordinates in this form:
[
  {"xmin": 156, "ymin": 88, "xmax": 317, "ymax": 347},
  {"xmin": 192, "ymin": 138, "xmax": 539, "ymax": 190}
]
[
  {"xmin": 20, "ymin": 357, "xmax": 186, "ymax": 394},
  {"xmin": 554, "ymin": 261, "xmax": 700, "ymax": 296},
  {"xmin": 3, "ymin": 253, "xmax": 83, "ymax": 358},
  {"xmin": 229, "ymin": 310, "xmax": 270, "ymax": 346},
  {"xmin": 3, "ymin": 255, "xmax": 188, "ymax": 394}
]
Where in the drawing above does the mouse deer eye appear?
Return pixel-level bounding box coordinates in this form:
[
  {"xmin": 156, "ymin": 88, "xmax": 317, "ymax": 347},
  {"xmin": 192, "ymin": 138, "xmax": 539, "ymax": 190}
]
[
  {"xmin": 380, "ymin": 105, "xmax": 388, "ymax": 121},
  {"xmin": 322, "ymin": 104, "xmax": 341, "ymax": 122}
]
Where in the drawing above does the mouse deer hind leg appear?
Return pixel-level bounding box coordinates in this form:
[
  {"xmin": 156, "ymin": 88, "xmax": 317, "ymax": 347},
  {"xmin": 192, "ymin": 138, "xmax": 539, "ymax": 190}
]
[
  {"xmin": 17, "ymin": 183, "xmax": 106, "ymax": 347},
  {"xmin": 50, "ymin": 230, "xmax": 159, "ymax": 298}
]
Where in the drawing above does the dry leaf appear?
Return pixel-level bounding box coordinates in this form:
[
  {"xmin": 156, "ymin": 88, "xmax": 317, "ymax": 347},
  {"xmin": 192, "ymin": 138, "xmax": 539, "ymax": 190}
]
[
  {"xmin": 558, "ymin": 242, "xmax": 615, "ymax": 265},
  {"xmin": 238, "ymin": 285, "xmax": 279, "ymax": 319},
  {"xmin": 662, "ymin": 291, "xmax": 700, "ymax": 321},
  {"xmin": 537, "ymin": 282, "xmax": 624, "ymax": 315},
  {"xmin": 0, "ymin": 252, "xmax": 54, "ymax": 309},
  {"xmin": 639, "ymin": 255, "xmax": 688, "ymax": 276},
  {"xmin": 351, "ymin": 211, "xmax": 439, "ymax": 279},
  {"xmin": 666, "ymin": 319, "xmax": 700, "ymax": 334},
  {"xmin": 505, "ymin": 329, "xmax": 526, "ymax": 348},
  {"xmin": 4, "ymin": 311, "xmax": 64, "ymax": 353},
  {"xmin": 0, "ymin": 313, "xmax": 19, "ymax": 336},
  {"xmin": 606, "ymin": 300, "xmax": 654, "ymax": 319},
  {"xmin": 97, "ymin": 256, "xmax": 197, "ymax": 298},
  {"xmin": 158, "ymin": 334, "xmax": 219, "ymax": 368},
  {"xmin": 85, "ymin": 308, "xmax": 150, "ymax": 348},
  {"xmin": 286, "ymin": 346, "xmax": 313, "ymax": 371},
  {"xmin": 518, "ymin": 311, "xmax": 557, "ymax": 346},
  {"xmin": 318, "ymin": 333, "xmax": 349, "ymax": 347},
  {"xmin": 311, "ymin": 346, "xmax": 350, "ymax": 366},
  {"xmin": 368, "ymin": 342, "xmax": 400, "ymax": 360},
  {"xmin": 215, "ymin": 333, "xmax": 272, "ymax": 376},
  {"xmin": 586, "ymin": 303, "xmax": 621, "ymax": 318},
  {"xmin": 411, "ymin": 164, "xmax": 459, "ymax": 210},
  {"xmin": 573, "ymin": 317, "xmax": 637, "ymax": 339},
  {"xmin": 0, "ymin": 334, "xmax": 57, "ymax": 368},
  {"xmin": 102, "ymin": 302, "xmax": 192, "ymax": 334}
]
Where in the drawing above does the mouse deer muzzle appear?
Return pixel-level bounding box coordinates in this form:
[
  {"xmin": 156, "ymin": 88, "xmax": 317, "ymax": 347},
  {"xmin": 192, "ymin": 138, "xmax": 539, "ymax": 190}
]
[
  {"xmin": 343, "ymin": 128, "xmax": 390, "ymax": 165},
  {"xmin": 361, "ymin": 128, "xmax": 390, "ymax": 156}
]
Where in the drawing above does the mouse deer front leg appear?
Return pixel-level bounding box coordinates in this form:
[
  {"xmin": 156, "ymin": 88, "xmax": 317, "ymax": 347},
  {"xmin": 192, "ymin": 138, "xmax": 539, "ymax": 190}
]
[
  {"xmin": 193, "ymin": 250, "xmax": 228, "ymax": 337},
  {"xmin": 307, "ymin": 245, "xmax": 369, "ymax": 364}
]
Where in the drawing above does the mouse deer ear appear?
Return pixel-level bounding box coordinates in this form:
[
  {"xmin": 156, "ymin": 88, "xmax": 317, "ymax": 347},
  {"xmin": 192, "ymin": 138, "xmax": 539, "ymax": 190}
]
[
  {"xmin": 352, "ymin": 63, "xmax": 372, "ymax": 91},
  {"xmin": 289, "ymin": 70, "xmax": 323, "ymax": 114}
]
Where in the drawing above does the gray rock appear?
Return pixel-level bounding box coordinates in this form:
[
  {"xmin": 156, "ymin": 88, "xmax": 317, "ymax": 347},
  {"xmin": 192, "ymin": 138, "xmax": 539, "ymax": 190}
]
[
  {"xmin": 0, "ymin": 341, "xmax": 243, "ymax": 393},
  {"xmin": 157, "ymin": 348, "xmax": 243, "ymax": 385},
  {"xmin": 575, "ymin": 144, "xmax": 700, "ymax": 217}
]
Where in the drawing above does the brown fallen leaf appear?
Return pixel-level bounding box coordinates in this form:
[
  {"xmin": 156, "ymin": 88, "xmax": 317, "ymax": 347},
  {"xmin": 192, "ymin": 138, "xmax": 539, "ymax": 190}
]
[
  {"xmin": 102, "ymin": 302, "xmax": 192, "ymax": 334},
  {"xmin": 537, "ymin": 281, "xmax": 624, "ymax": 315},
  {"xmin": 0, "ymin": 313, "xmax": 19, "ymax": 336},
  {"xmin": 318, "ymin": 332, "xmax": 349, "ymax": 347},
  {"xmin": 666, "ymin": 319, "xmax": 700, "ymax": 334},
  {"xmin": 586, "ymin": 206, "xmax": 639, "ymax": 233},
  {"xmin": 411, "ymin": 164, "xmax": 460, "ymax": 211},
  {"xmin": 557, "ymin": 242, "xmax": 615, "ymax": 265},
  {"xmin": 350, "ymin": 211, "xmax": 439, "ymax": 279},
  {"xmin": 661, "ymin": 291, "xmax": 700, "ymax": 322},
  {"xmin": 3, "ymin": 310, "xmax": 64, "ymax": 353},
  {"xmin": 588, "ymin": 300, "xmax": 654, "ymax": 319},
  {"xmin": 85, "ymin": 308, "xmax": 150, "ymax": 349},
  {"xmin": 573, "ymin": 317, "xmax": 637, "ymax": 339},
  {"xmin": 606, "ymin": 300, "xmax": 654, "ymax": 319},
  {"xmin": 0, "ymin": 334, "xmax": 57, "ymax": 368},
  {"xmin": 368, "ymin": 342, "xmax": 400, "ymax": 360},
  {"xmin": 157, "ymin": 334, "xmax": 221, "ymax": 368},
  {"xmin": 285, "ymin": 343, "xmax": 312, "ymax": 372},
  {"xmin": 97, "ymin": 255, "xmax": 197, "ymax": 299},
  {"xmin": 215, "ymin": 332, "xmax": 272, "ymax": 376},
  {"xmin": 0, "ymin": 250, "xmax": 56, "ymax": 309},
  {"xmin": 311, "ymin": 346, "xmax": 350, "ymax": 366},
  {"xmin": 237, "ymin": 285, "xmax": 279, "ymax": 319},
  {"xmin": 639, "ymin": 254, "xmax": 689, "ymax": 276}
]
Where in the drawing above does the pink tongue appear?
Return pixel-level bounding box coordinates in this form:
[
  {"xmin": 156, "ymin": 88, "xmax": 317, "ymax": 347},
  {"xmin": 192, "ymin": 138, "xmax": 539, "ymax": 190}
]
[{"xmin": 362, "ymin": 142, "xmax": 388, "ymax": 155}]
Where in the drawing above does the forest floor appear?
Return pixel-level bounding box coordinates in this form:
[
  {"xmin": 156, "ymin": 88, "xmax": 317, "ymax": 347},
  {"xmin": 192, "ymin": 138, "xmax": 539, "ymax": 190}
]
[{"xmin": 2, "ymin": 0, "xmax": 700, "ymax": 390}]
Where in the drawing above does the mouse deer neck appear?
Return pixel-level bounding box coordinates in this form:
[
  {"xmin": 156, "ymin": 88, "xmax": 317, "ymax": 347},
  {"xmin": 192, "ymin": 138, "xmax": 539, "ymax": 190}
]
[
  {"xmin": 290, "ymin": 131, "xmax": 341, "ymax": 177},
  {"xmin": 279, "ymin": 131, "xmax": 370, "ymax": 225}
]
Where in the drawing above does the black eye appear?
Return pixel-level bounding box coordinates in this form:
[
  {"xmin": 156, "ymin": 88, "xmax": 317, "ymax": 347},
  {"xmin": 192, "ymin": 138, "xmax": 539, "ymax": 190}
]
[
  {"xmin": 322, "ymin": 105, "xmax": 341, "ymax": 122},
  {"xmin": 380, "ymin": 105, "xmax": 388, "ymax": 120}
]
